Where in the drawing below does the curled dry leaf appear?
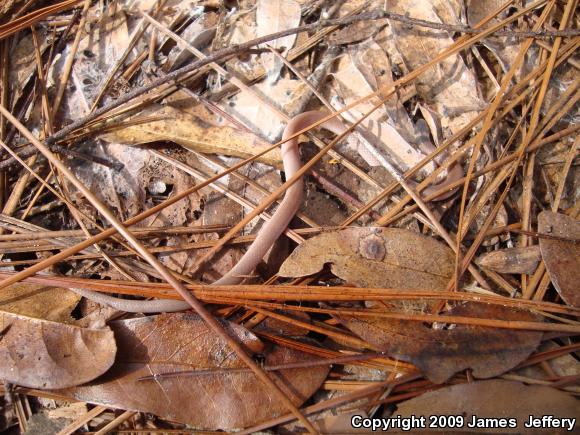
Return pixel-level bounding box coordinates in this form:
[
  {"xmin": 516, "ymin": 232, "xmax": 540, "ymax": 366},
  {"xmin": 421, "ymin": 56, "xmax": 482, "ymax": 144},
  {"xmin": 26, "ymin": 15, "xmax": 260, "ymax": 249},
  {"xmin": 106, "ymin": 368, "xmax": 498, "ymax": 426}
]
[
  {"xmin": 279, "ymin": 227, "xmax": 454, "ymax": 290},
  {"xmin": 394, "ymin": 379, "xmax": 579, "ymax": 433},
  {"xmin": 477, "ymin": 245, "xmax": 542, "ymax": 274},
  {"xmin": 0, "ymin": 311, "xmax": 116, "ymax": 389},
  {"xmin": 0, "ymin": 282, "xmax": 80, "ymax": 323},
  {"xmin": 337, "ymin": 303, "xmax": 543, "ymax": 384},
  {"xmin": 279, "ymin": 227, "xmax": 542, "ymax": 383},
  {"xmin": 101, "ymin": 105, "xmax": 282, "ymax": 167},
  {"xmin": 538, "ymin": 211, "xmax": 580, "ymax": 307},
  {"xmin": 57, "ymin": 313, "xmax": 329, "ymax": 430}
]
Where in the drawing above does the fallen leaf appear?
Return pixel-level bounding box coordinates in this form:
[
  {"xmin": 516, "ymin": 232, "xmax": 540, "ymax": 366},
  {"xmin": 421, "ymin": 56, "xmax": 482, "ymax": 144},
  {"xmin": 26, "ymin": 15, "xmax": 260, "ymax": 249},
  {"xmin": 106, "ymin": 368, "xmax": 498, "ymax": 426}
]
[
  {"xmin": 332, "ymin": 49, "xmax": 436, "ymax": 175},
  {"xmin": 280, "ymin": 228, "xmax": 542, "ymax": 382},
  {"xmin": 9, "ymin": 27, "xmax": 50, "ymax": 103},
  {"xmin": 163, "ymin": 12, "xmax": 217, "ymax": 72},
  {"xmin": 70, "ymin": 8, "xmax": 130, "ymax": 105},
  {"xmin": 101, "ymin": 104, "xmax": 281, "ymax": 166},
  {"xmin": 466, "ymin": 0, "xmax": 508, "ymax": 26},
  {"xmin": 279, "ymin": 227, "xmax": 454, "ymax": 290},
  {"xmin": 386, "ymin": 0, "xmax": 484, "ymax": 134},
  {"xmin": 0, "ymin": 282, "xmax": 80, "ymax": 322},
  {"xmin": 538, "ymin": 211, "xmax": 580, "ymax": 307},
  {"xmin": 337, "ymin": 303, "xmax": 543, "ymax": 384},
  {"xmin": 315, "ymin": 410, "xmax": 371, "ymax": 433},
  {"xmin": 0, "ymin": 311, "xmax": 116, "ymax": 389},
  {"xmin": 477, "ymin": 245, "xmax": 542, "ymax": 274},
  {"xmin": 394, "ymin": 379, "xmax": 579, "ymax": 433},
  {"xmin": 256, "ymin": 0, "xmax": 301, "ymax": 81},
  {"xmin": 57, "ymin": 313, "xmax": 329, "ymax": 430},
  {"xmin": 224, "ymin": 77, "xmax": 302, "ymax": 142},
  {"xmin": 328, "ymin": 1, "xmax": 387, "ymax": 45}
]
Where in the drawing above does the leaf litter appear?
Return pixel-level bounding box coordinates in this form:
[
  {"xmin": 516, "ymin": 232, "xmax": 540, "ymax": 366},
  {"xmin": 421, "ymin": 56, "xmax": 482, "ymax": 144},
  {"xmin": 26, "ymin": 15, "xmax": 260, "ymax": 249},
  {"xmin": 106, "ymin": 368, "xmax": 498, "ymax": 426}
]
[{"xmin": 0, "ymin": 0, "xmax": 578, "ymax": 432}]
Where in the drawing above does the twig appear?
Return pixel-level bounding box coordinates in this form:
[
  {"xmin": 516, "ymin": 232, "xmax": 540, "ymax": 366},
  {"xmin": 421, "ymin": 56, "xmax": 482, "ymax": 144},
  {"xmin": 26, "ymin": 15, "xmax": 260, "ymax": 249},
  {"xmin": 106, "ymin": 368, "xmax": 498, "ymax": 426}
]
[
  {"xmin": 44, "ymin": 0, "xmax": 552, "ymax": 147},
  {"xmin": 0, "ymin": 105, "xmax": 320, "ymax": 434},
  {"xmin": 56, "ymin": 406, "xmax": 107, "ymax": 435},
  {"xmin": 93, "ymin": 410, "xmax": 136, "ymax": 435},
  {"xmin": 0, "ymin": 0, "xmax": 551, "ymax": 289}
]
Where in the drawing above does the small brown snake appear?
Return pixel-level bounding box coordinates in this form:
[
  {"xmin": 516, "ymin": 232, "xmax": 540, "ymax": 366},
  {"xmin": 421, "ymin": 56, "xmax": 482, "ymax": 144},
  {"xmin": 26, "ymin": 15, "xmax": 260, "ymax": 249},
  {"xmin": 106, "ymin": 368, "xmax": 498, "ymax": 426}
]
[{"xmin": 71, "ymin": 111, "xmax": 462, "ymax": 312}]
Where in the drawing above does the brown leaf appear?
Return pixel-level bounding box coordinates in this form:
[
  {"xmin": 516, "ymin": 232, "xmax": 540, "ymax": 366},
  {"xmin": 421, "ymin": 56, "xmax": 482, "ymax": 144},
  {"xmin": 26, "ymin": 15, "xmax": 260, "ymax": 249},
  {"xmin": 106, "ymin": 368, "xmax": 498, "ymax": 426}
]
[
  {"xmin": 477, "ymin": 245, "xmax": 541, "ymax": 274},
  {"xmin": 279, "ymin": 227, "xmax": 542, "ymax": 382},
  {"xmin": 102, "ymin": 105, "xmax": 281, "ymax": 167},
  {"xmin": 315, "ymin": 410, "xmax": 371, "ymax": 433},
  {"xmin": 0, "ymin": 311, "xmax": 116, "ymax": 389},
  {"xmin": 328, "ymin": 1, "xmax": 387, "ymax": 44},
  {"xmin": 251, "ymin": 310, "xmax": 310, "ymax": 336},
  {"xmin": 279, "ymin": 227, "xmax": 454, "ymax": 290},
  {"xmin": 332, "ymin": 51, "xmax": 436, "ymax": 174},
  {"xmin": 386, "ymin": 0, "xmax": 484, "ymax": 134},
  {"xmin": 256, "ymin": 0, "xmax": 300, "ymax": 51},
  {"xmin": 538, "ymin": 211, "xmax": 580, "ymax": 307},
  {"xmin": 466, "ymin": 0, "xmax": 508, "ymax": 26},
  {"xmin": 256, "ymin": 0, "xmax": 301, "ymax": 80},
  {"xmin": 57, "ymin": 313, "xmax": 328, "ymax": 430},
  {"xmin": 394, "ymin": 379, "xmax": 579, "ymax": 433},
  {"xmin": 0, "ymin": 282, "xmax": 80, "ymax": 323},
  {"xmin": 337, "ymin": 303, "xmax": 542, "ymax": 384}
]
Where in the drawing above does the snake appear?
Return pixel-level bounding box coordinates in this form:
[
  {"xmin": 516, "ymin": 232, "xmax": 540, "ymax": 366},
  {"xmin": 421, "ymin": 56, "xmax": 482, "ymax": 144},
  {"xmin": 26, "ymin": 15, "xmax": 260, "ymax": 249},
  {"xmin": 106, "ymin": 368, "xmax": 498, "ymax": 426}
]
[{"xmin": 70, "ymin": 111, "xmax": 462, "ymax": 312}]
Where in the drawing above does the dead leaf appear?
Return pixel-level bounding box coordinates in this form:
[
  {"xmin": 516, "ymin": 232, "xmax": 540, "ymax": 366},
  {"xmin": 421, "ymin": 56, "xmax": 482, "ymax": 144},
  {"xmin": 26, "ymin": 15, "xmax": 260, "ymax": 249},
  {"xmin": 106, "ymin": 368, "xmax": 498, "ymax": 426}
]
[
  {"xmin": 0, "ymin": 282, "xmax": 80, "ymax": 322},
  {"xmin": 280, "ymin": 229, "xmax": 542, "ymax": 383},
  {"xmin": 315, "ymin": 410, "xmax": 371, "ymax": 433},
  {"xmin": 477, "ymin": 245, "xmax": 542, "ymax": 274},
  {"xmin": 9, "ymin": 27, "xmax": 50, "ymax": 103},
  {"xmin": 328, "ymin": 1, "xmax": 387, "ymax": 45},
  {"xmin": 225, "ymin": 78, "xmax": 302, "ymax": 142},
  {"xmin": 71, "ymin": 8, "xmax": 130, "ymax": 104},
  {"xmin": 386, "ymin": 0, "xmax": 484, "ymax": 134},
  {"xmin": 337, "ymin": 303, "xmax": 543, "ymax": 384},
  {"xmin": 163, "ymin": 12, "xmax": 217, "ymax": 72},
  {"xmin": 256, "ymin": 0, "xmax": 301, "ymax": 81},
  {"xmin": 57, "ymin": 313, "xmax": 329, "ymax": 430},
  {"xmin": 101, "ymin": 104, "xmax": 281, "ymax": 166},
  {"xmin": 394, "ymin": 379, "xmax": 579, "ymax": 433},
  {"xmin": 0, "ymin": 311, "xmax": 116, "ymax": 389},
  {"xmin": 279, "ymin": 227, "xmax": 454, "ymax": 290},
  {"xmin": 538, "ymin": 211, "xmax": 580, "ymax": 307},
  {"xmin": 466, "ymin": 0, "xmax": 508, "ymax": 27},
  {"xmin": 332, "ymin": 49, "xmax": 436, "ymax": 175}
]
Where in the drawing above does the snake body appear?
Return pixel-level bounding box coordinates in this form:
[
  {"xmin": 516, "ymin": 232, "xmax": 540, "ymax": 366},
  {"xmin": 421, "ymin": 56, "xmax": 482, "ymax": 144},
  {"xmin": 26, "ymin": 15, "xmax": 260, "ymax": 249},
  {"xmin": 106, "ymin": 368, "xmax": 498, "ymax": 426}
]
[{"xmin": 71, "ymin": 111, "xmax": 461, "ymax": 312}]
